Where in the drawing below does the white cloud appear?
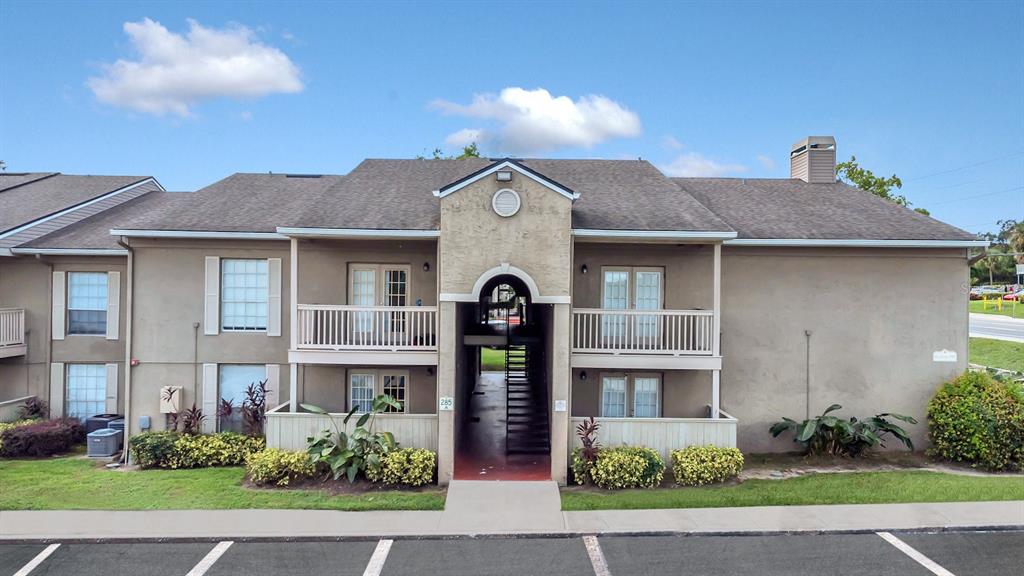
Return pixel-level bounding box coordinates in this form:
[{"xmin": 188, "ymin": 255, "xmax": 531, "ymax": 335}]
[
  {"xmin": 661, "ymin": 152, "xmax": 748, "ymax": 178},
  {"xmin": 430, "ymin": 87, "xmax": 641, "ymax": 154},
  {"xmin": 756, "ymin": 154, "xmax": 776, "ymax": 171},
  {"xmin": 662, "ymin": 135, "xmax": 683, "ymax": 151},
  {"xmin": 88, "ymin": 18, "xmax": 303, "ymax": 116}
]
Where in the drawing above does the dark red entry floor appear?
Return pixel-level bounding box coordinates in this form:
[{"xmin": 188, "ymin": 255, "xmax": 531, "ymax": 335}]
[{"xmin": 454, "ymin": 371, "xmax": 551, "ymax": 481}]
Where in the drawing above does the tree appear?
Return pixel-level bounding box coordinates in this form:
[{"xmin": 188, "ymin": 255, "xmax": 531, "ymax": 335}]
[
  {"xmin": 836, "ymin": 156, "xmax": 912, "ymax": 207},
  {"xmin": 1004, "ymin": 220, "xmax": 1024, "ymax": 264},
  {"xmin": 418, "ymin": 143, "xmax": 481, "ymax": 160},
  {"xmin": 0, "ymin": 160, "xmax": 5, "ymax": 171}
]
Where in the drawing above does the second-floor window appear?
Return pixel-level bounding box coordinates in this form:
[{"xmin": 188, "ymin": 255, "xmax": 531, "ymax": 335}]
[
  {"xmin": 221, "ymin": 259, "xmax": 268, "ymax": 331},
  {"xmin": 68, "ymin": 272, "xmax": 108, "ymax": 335}
]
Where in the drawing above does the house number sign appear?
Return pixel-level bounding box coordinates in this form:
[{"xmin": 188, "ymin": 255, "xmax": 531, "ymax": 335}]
[{"xmin": 439, "ymin": 396, "xmax": 454, "ymax": 411}]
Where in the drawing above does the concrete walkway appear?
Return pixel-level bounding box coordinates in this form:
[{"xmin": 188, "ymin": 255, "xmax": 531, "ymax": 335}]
[{"xmin": 1, "ymin": 484, "xmax": 1021, "ymax": 540}]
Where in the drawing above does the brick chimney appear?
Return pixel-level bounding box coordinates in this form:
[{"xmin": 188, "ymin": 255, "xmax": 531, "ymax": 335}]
[{"xmin": 790, "ymin": 136, "xmax": 836, "ymax": 183}]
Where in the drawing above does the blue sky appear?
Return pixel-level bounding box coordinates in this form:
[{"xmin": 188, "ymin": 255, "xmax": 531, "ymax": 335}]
[{"xmin": 1, "ymin": 0, "xmax": 1021, "ymax": 235}]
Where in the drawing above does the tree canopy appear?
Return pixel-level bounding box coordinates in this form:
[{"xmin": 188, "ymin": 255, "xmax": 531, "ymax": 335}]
[
  {"xmin": 836, "ymin": 155, "xmax": 909, "ymax": 206},
  {"xmin": 418, "ymin": 143, "xmax": 481, "ymax": 160}
]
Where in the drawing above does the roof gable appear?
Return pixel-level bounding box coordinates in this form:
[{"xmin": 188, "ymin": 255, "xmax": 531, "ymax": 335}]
[{"xmin": 433, "ymin": 159, "xmax": 579, "ymax": 201}]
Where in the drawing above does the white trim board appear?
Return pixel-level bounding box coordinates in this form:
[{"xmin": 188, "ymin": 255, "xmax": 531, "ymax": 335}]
[
  {"xmin": 11, "ymin": 248, "xmax": 128, "ymax": 256},
  {"xmin": 573, "ymin": 229, "xmax": 737, "ymax": 241},
  {"xmin": 724, "ymin": 238, "xmax": 989, "ymax": 248},
  {"xmin": 432, "ymin": 160, "xmax": 580, "ymax": 201},
  {"xmin": 110, "ymin": 229, "xmax": 287, "ymax": 240},
  {"xmin": 0, "ymin": 177, "xmax": 163, "ymax": 241},
  {"xmin": 276, "ymin": 227, "xmax": 440, "ymax": 239}
]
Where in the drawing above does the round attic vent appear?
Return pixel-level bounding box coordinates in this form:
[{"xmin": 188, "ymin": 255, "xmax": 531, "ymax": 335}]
[{"xmin": 492, "ymin": 188, "xmax": 521, "ymax": 217}]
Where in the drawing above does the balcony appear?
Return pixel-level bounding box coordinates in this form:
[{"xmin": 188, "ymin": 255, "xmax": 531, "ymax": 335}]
[
  {"xmin": 290, "ymin": 304, "xmax": 438, "ymax": 365},
  {"xmin": 571, "ymin": 308, "xmax": 720, "ymax": 370},
  {"xmin": 0, "ymin": 308, "xmax": 26, "ymax": 359}
]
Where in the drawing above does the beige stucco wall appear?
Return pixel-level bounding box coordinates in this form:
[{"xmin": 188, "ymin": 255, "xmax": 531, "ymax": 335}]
[
  {"xmin": 297, "ymin": 364, "xmax": 436, "ymax": 414},
  {"xmin": 439, "ymin": 172, "xmax": 572, "ymax": 299},
  {"xmin": 127, "ymin": 238, "xmax": 291, "ymax": 433},
  {"xmin": 572, "ymin": 243, "xmax": 713, "ymax": 310},
  {"xmin": 296, "ymin": 239, "xmax": 437, "ymax": 306},
  {"xmin": 720, "ymin": 247, "xmax": 969, "ymax": 452},
  {"xmin": 0, "ymin": 255, "xmax": 128, "ymax": 414}
]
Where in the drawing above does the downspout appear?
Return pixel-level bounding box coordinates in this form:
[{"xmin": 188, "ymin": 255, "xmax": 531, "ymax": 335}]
[
  {"xmin": 37, "ymin": 254, "xmax": 54, "ymax": 406},
  {"xmin": 804, "ymin": 330, "xmax": 812, "ymax": 420},
  {"xmin": 117, "ymin": 237, "xmax": 134, "ymax": 464}
]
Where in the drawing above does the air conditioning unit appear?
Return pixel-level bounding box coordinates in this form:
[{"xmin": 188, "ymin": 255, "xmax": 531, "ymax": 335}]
[{"xmin": 160, "ymin": 386, "xmax": 183, "ymax": 414}]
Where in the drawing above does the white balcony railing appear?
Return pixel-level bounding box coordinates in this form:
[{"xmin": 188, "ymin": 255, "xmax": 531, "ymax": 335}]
[
  {"xmin": 296, "ymin": 304, "xmax": 437, "ymax": 351},
  {"xmin": 572, "ymin": 308, "xmax": 714, "ymax": 355},
  {"xmin": 0, "ymin": 308, "xmax": 26, "ymax": 357}
]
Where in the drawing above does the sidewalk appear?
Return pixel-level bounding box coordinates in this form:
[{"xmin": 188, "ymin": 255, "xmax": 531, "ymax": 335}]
[{"xmin": 1, "ymin": 481, "xmax": 1021, "ymax": 540}]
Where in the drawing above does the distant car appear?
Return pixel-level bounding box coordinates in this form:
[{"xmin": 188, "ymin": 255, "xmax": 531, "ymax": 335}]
[
  {"xmin": 971, "ymin": 286, "xmax": 1005, "ymax": 300},
  {"xmin": 1003, "ymin": 289, "xmax": 1023, "ymax": 301}
]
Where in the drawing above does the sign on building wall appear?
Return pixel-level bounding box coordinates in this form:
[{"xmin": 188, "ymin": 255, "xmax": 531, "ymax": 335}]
[{"xmin": 933, "ymin": 349, "xmax": 958, "ymax": 363}]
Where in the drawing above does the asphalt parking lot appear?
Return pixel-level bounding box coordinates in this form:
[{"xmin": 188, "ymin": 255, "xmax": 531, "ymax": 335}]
[{"xmin": 1, "ymin": 530, "xmax": 1021, "ymax": 576}]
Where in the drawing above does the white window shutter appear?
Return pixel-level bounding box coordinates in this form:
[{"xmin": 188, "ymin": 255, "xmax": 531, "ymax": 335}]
[
  {"xmin": 265, "ymin": 364, "xmax": 280, "ymax": 408},
  {"xmin": 49, "ymin": 363, "xmax": 65, "ymax": 418},
  {"xmin": 268, "ymin": 258, "xmax": 282, "ymax": 337},
  {"xmin": 204, "ymin": 257, "xmax": 220, "ymax": 335},
  {"xmin": 105, "ymin": 363, "xmax": 118, "ymax": 413},
  {"xmin": 106, "ymin": 271, "xmax": 120, "ymax": 340},
  {"xmin": 52, "ymin": 271, "xmax": 66, "ymax": 340},
  {"xmin": 201, "ymin": 363, "xmax": 218, "ymax": 433}
]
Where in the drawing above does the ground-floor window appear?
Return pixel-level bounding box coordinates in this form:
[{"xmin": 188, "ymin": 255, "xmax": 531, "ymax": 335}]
[
  {"xmin": 219, "ymin": 364, "xmax": 266, "ymax": 432},
  {"xmin": 66, "ymin": 364, "xmax": 106, "ymax": 421},
  {"xmin": 349, "ymin": 369, "xmax": 409, "ymax": 413},
  {"xmin": 600, "ymin": 372, "xmax": 661, "ymax": 418}
]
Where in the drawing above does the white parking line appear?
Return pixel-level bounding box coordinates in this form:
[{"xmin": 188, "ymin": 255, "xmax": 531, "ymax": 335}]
[
  {"xmin": 583, "ymin": 535, "xmax": 612, "ymax": 576},
  {"xmin": 13, "ymin": 543, "xmax": 60, "ymax": 576},
  {"xmin": 362, "ymin": 539, "xmax": 394, "ymax": 576},
  {"xmin": 877, "ymin": 532, "xmax": 955, "ymax": 576},
  {"xmin": 186, "ymin": 541, "xmax": 234, "ymax": 576}
]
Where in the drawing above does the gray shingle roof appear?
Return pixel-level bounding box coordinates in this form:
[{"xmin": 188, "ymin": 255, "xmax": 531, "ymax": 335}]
[
  {"xmin": 0, "ymin": 173, "xmax": 151, "ymax": 234},
  {"xmin": 675, "ymin": 178, "xmax": 978, "ymax": 241},
  {"xmin": 24, "ymin": 191, "xmax": 171, "ymax": 249}
]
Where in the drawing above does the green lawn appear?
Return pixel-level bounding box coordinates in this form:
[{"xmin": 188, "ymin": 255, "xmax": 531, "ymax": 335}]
[
  {"xmin": 969, "ymin": 337, "xmax": 1024, "ymax": 372},
  {"xmin": 0, "ymin": 457, "xmax": 445, "ymax": 511},
  {"xmin": 480, "ymin": 346, "xmax": 506, "ymax": 371},
  {"xmin": 561, "ymin": 470, "xmax": 1024, "ymax": 511},
  {"xmin": 970, "ymin": 299, "xmax": 1024, "ymax": 319}
]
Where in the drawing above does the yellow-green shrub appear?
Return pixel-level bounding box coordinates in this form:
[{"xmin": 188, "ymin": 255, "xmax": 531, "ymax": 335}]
[
  {"xmin": 365, "ymin": 448, "xmax": 436, "ymax": 486},
  {"xmin": 928, "ymin": 371, "xmax": 1024, "ymax": 471},
  {"xmin": 671, "ymin": 446, "xmax": 744, "ymax": 486},
  {"xmin": 167, "ymin": 432, "xmax": 265, "ymax": 469},
  {"xmin": 245, "ymin": 449, "xmax": 316, "ymax": 486},
  {"xmin": 590, "ymin": 446, "xmax": 664, "ymax": 489}
]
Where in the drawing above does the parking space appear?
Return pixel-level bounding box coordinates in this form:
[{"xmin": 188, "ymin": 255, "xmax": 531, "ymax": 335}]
[
  {"xmin": 1, "ymin": 530, "xmax": 1021, "ymax": 575},
  {"xmin": 599, "ymin": 533, "xmax": 934, "ymax": 576},
  {"xmin": 381, "ymin": 537, "xmax": 594, "ymax": 576},
  {"xmin": 205, "ymin": 541, "xmax": 378, "ymax": 576},
  {"xmin": 898, "ymin": 531, "xmax": 1024, "ymax": 576}
]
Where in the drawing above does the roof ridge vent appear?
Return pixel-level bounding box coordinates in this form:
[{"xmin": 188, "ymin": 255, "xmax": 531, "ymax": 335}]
[{"xmin": 284, "ymin": 174, "xmax": 323, "ymax": 178}]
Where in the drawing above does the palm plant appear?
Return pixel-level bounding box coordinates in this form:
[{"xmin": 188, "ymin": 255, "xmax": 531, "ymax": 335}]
[
  {"xmin": 770, "ymin": 404, "xmax": 916, "ymax": 457},
  {"xmin": 303, "ymin": 394, "xmax": 403, "ymax": 482}
]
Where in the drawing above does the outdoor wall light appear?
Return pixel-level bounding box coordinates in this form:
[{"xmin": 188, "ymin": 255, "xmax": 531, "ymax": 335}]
[
  {"xmin": 579, "ymin": 370, "xmax": 588, "ymax": 381},
  {"xmin": 427, "ymin": 367, "xmax": 434, "ymax": 376},
  {"xmin": 581, "ymin": 264, "xmax": 588, "ymax": 275},
  {"xmin": 423, "ymin": 262, "xmax": 431, "ymax": 272}
]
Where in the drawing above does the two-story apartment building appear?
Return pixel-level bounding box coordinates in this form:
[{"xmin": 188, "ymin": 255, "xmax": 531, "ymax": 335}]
[{"xmin": 0, "ymin": 137, "xmax": 985, "ymax": 485}]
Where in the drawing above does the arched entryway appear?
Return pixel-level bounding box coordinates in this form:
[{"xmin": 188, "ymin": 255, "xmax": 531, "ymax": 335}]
[{"xmin": 454, "ymin": 271, "xmax": 552, "ymax": 480}]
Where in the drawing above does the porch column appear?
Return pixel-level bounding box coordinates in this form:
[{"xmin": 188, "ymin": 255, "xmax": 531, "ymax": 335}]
[
  {"xmin": 436, "ymin": 301, "xmax": 456, "ymax": 485},
  {"xmin": 712, "ymin": 242, "xmax": 722, "ymax": 419},
  {"xmin": 289, "ymin": 237, "xmax": 299, "ymax": 412},
  {"xmin": 550, "ymin": 302, "xmax": 571, "ymax": 485}
]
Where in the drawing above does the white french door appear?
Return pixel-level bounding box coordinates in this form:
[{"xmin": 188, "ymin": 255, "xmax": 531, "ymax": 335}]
[
  {"xmin": 601, "ymin": 267, "xmax": 663, "ymax": 346},
  {"xmin": 349, "ymin": 265, "xmax": 411, "ymax": 340}
]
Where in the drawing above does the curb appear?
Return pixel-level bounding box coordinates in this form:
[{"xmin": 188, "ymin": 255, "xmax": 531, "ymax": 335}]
[{"xmin": 2, "ymin": 524, "xmax": 1021, "ymax": 544}]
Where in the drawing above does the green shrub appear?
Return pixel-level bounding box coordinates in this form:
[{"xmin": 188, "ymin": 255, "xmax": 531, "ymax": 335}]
[
  {"xmin": 671, "ymin": 446, "xmax": 744, "ymax": 486},
  {"xmin": 245, "ymin": 448, "xmax": 316, "ymax": 486},
  {"xmin": 365, "ymin": 448, "xmax": 436, "ymax": 486},
  {"xmin": 0, "ymin": 418, "xmax": 85, "ymax": 458},
  {"xmin": 0, "ymin": 419, "xmax": 44, "ymax": 453},
  {"xmin": 928, "ymin": 371, "xmax": 1024, "ymax": 471},
  {"xmin": 168, "ymin": 432, "xmax": 265, "ymax": 469},
  {"xmin": 129, "ymin": 431, "xmax": 181, "ymax": 469},
  {"xmin": 590, "ymin": 446, "xmax": 665, "ymax": 489},
  {"xmin": 571, "ymin": 448, "xmax": 595, "ymax": 486}
]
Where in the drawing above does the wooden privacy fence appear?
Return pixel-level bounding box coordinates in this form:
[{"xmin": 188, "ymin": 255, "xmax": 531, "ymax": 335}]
[
  {"xmin": 569, "ymin": 414, "xmax": 737, "ymax": 463},
  {"xmin": 265, "ymin": 406, "xmax": 438, "ymax": 452}
]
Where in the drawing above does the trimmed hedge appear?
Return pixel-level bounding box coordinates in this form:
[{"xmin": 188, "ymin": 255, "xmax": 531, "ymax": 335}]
[
  {"xmin": 246, "ymin": 449, "xmax": 316, "ymax": 486},
  {"xmin": 129, "ymin": 431, "xmax": 265, "ymax": 469},
  {"xmin": 575, "ymin": 446, "xmax": 665, "ymax": 489},
  {"xmin": 0, "ymin": 419, "xmax": 39, "ymax": 453},
  {"xmin": 0, "ymin": 418, "xmax": 84, "ymax": 458},
  {"xmin": 928, "ymin": 371, "xmax": 1024, "ymax": 471},
  {"xmin": 671, "ymin": 446, "xmax": 744, "ymax": 486},
  {"xmin": 365, "ymin": 448, "xmax": 436, "ymax": 486}
]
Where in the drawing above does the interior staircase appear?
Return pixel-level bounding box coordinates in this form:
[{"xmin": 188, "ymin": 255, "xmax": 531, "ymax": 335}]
[{"xmin": 504, "ymin": 343, "xmax": 550, "ymax": 454}]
